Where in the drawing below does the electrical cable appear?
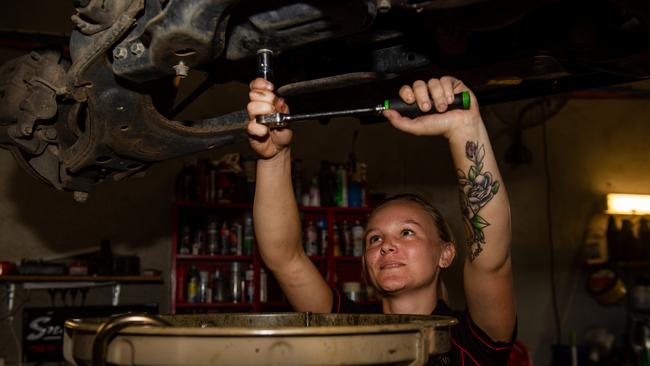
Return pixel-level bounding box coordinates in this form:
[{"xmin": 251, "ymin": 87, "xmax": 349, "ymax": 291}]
[{"xmin": 542, "ymin": 120, "xmax": 562, "ymax": 344}]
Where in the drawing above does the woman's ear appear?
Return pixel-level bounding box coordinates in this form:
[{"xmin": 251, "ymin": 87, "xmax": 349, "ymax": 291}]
[{"xmin": 438, "ymin": 242, "xmax": 456, "ymax": 268}]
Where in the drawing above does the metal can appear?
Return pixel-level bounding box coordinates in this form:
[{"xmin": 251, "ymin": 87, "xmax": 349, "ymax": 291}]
[
  {"xmin": 230, "ymin": 262, "xmax": 242, "ymax": 302},
  {"xmin": 206, "ymin": 217, "xmax": 219, "ymax": 255},
  {"xmin": 245, "ymin": 265, "xmax": 254, "ymax": 303},
  {"xmin": 212, "ymin": 268, "xmax": 225, "ymax": 303}
]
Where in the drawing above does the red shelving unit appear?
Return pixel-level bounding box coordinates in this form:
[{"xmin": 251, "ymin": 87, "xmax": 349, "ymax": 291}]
[{"xmin": 171, "ymin": 201, "xmax": 378, "ymax": 314}]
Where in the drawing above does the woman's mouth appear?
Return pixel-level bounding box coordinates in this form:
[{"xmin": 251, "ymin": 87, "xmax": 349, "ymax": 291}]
[{"xmin": 380, "ymin": 262, "xmax": 405, "ymax": 270}]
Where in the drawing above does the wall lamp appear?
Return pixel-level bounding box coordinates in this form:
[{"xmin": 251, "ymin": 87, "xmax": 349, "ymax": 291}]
[{"xmin": 606, "ymin": 193, "xmax": 650, "ymax": 215}]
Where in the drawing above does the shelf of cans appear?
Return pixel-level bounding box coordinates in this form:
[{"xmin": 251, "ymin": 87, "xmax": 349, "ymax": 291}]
[
  {"xmin": 171, "ymin": 202, "xmax": 382, "ymax": 313},
  {"xmin": 171, "ymin": 153, "xmax": 379, "ymax": 313},
  {"xmin": 176, "ymin": 261, "xmax": 266, "ymax": 307}
]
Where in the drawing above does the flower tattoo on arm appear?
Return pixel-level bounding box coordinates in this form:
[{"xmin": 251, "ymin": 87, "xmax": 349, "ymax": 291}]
[{"xmin": 458, "ymin": 141, "xmax": 500, "ymax": 260}]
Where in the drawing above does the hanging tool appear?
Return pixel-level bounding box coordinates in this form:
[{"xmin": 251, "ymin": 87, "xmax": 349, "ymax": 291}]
[{"xmin": 256, "ymin": 92, "xmax": 471, "ymax": 128}]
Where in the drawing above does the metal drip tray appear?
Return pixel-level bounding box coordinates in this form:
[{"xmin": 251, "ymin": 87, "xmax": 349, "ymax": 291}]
[{"xmin": 64, "ymin": 312, "xmax": 457, "ymax": 365}]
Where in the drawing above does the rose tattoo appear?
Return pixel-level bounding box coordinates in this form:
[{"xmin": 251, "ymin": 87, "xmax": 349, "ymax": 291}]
[{"xmin": 457, "ymin": 141, "xmax": 500, "ymax": 260}]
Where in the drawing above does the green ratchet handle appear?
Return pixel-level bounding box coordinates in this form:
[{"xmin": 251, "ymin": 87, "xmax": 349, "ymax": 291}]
[{"xmin": 383, "ymin": 91, "xmax": 471, "ymax": 117}]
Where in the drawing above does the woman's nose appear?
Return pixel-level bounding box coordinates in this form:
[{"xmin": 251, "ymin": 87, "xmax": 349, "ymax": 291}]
[{"xmin": 380, "ymin": 239, "xmax": 396, "ymax": 255}]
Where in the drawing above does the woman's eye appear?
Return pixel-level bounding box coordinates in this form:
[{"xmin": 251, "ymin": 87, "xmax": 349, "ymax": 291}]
[
  {"xmin": 401, "ymin": 229, "xmax": 414, "ymax": 236},
  {"xmin": 368, "ymin": 235, "xmax": 381, "ymax": 244}
]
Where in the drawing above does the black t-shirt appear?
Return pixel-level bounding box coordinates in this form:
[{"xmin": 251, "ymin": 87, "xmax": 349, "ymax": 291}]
[{"xmin": 331, "ymin": 288, "xmax": 515, "ymax": 366}]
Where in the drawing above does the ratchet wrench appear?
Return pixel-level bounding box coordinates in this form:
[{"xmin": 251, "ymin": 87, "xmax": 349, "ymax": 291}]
[{"xmin": 256, "ymin": 92, "xmax": 471, "ymax": 128}]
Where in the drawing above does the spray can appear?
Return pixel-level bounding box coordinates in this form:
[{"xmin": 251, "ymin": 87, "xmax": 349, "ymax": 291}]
[
  {"xmin": 230, "ymin": 262, "xmax": 242, "ymax": 302},
  {"xmin": 206, "ymin": 217, "xmax": 218, "ymax": 255},
  {"xmin": 243, "ymin": 213, "xmax": 254, "ymax": 255},
  {"xmin": 199, "ymin": 271, "xmax": 210, "ymax": 303},
  {"xmin": 245, "ymin": 265, "xmax": 254, "ymax": 303}
]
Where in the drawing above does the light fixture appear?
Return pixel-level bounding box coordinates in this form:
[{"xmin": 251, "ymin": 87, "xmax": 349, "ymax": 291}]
[{"xmin": 606, "ymin": 193, "xmax": 650, "ymax": 215}]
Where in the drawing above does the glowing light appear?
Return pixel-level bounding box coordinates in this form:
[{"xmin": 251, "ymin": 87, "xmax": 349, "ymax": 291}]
[{"xmin": 606, "ymin": 193, "xmax": 650, "ymax": 215}]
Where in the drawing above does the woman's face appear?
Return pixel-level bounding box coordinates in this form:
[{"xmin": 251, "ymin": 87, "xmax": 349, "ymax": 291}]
[{"xmin": 364, "ymin": 200, "xmax": 446, "ymax": 294}]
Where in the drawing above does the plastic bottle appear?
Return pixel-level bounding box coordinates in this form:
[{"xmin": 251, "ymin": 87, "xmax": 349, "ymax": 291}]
[
  {"xmin": 186, "ymin": 266, "xmax": 200, "ymax": 304},
  {"xmin": 305, "ymin": 220, "xmax": 319, "ymax": 256},
  {"xmin": 317, "ymin": 218, "xmax": 328, "ymax": 256},
  {"xmin": 351, "ymin": 221, "xmax": 365, "ymax": 257},
  {"xmin": 336, "ymin": 164, "xmax": 348, "ymax": 207}
]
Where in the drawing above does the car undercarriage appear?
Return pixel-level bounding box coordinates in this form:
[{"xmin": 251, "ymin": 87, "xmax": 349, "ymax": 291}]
[{"xmin": 0, "ymin": 0, "xmax": 648, "ymax": 199}]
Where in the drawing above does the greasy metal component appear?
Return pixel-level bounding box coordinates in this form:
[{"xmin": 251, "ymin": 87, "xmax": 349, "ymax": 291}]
[
  {"xmin": 0, "ymin": 0, "xmax": 246, "ymax": 194},
  {"xmin": 0, "ymin": 50, "xmax": 67, "ymax": 158},
  {"xmin": 71, "ymin": 0, "xmax": 135, "ymax": 35},
  {"xmin": 277, "ymin": 72, "xmax": 389, "ymax": 97},
  {"xmin": 225, "ymin": 1, "xmax": 378, "ymax": 61},
  {"xmin": 111, "ymin": 0, "xmax": 234, "ymax": 82},
  {"xmin": 0, "ymin": 0, "xmax": 649, "ymax": 196},
  {"xmin": 377, "ymin": 0, "xmax": 391, "ymax": 12},
  {"xmin": 67, "ymin": 0, "xmax": 144, "ymax": 92},
  {"xmin": 90, "ymin": 314, "xmax": 172, "ymax": 366},
  {"xmin": 64, "ymin": 312, "xmax": 458, "ymax": 365}
]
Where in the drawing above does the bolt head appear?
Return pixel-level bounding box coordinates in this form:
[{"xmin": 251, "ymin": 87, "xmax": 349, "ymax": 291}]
[
  {"xmin": 130, "ymin": 42, "xmax": 145, "ymax": 56},
  {"xmin": 113, "ymin": 46, "xmax": 128, "ymax": 60},
  {"xmin": 173, "ymin": 61, "xmax": 190, "ymax": 77}
]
